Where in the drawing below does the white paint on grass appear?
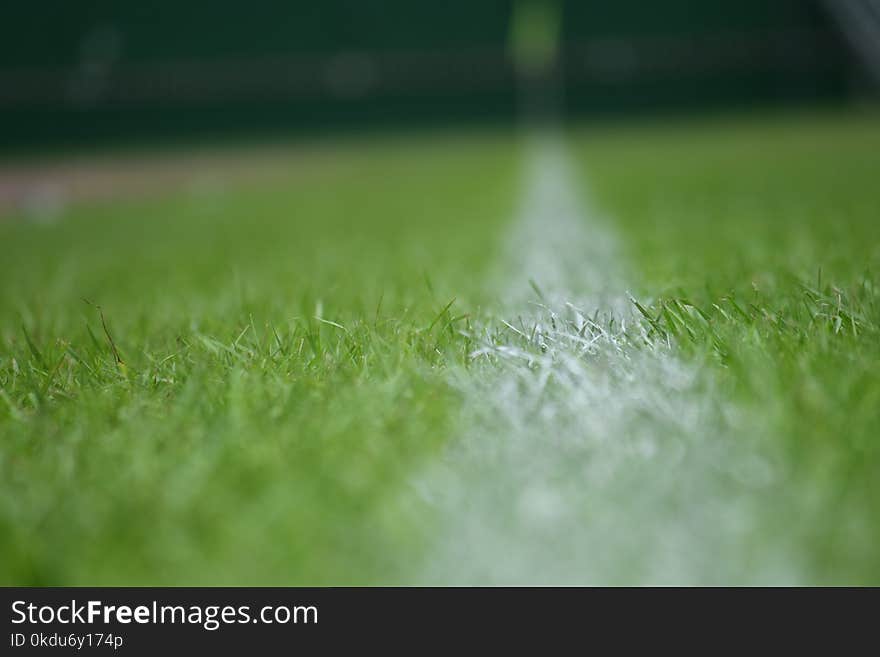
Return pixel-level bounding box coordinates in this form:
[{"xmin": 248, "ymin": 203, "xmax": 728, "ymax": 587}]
[{"xmin": 417, "ymin": 135, "xmax": 805, "ymax": 584}]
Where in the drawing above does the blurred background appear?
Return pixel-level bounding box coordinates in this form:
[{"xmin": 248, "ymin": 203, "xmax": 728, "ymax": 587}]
[
  {"xmin": 1, "ymin": 1, "xmax": 879, "ymax": 216},
  {"xmin": 1, "ymin": 0, "xmax": 878, "ymax": 150}
]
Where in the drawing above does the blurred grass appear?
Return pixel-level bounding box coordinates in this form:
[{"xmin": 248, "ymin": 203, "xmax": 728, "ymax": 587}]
[
  {"xmin": 577, "ymin": 111, "xmax": 880, "ymax": 583},
  {"xmin": 0, "ymin": 134, "xmax": 517, "ymax": 584},
  {"xmin": 3, "ymin": 110, "xmax": 880, "ymax": 585}
]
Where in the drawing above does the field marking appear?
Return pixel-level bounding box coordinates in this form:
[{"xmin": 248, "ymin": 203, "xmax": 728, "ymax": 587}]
[{"xmin": 416, "ymin": 135, "xmax": 803, "ymax": 584}]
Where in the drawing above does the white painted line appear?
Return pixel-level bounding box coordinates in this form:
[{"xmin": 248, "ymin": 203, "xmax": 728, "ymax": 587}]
[{"xmin": 416, "ymin": 135, "xmax": 802, "ymax": 584}]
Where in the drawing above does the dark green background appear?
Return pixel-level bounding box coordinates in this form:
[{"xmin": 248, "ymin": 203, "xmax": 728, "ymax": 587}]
[{"xmin": 0, "ymin": 1, "xmax": 858, "ymax": 148}]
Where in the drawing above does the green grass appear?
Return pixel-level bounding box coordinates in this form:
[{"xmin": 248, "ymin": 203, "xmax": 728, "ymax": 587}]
[
  {"xmin": 2, "ymin": 111, "xmax": 879, "ymax": 585},
  {"xmin": 0, "ymin": 134, "xmax": 517, "ymax": 584},
  {"xmin": 577, "ymin": 111, "xmax": 880, "ymax": 583}
]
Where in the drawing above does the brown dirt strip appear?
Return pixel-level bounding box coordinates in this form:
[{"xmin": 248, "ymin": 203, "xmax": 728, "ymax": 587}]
[{"xmin": 0, "ymin": 144, "xmax": 331, "ymax": 219}]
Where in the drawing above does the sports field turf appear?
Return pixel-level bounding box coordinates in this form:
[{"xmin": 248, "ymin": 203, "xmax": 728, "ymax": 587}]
[
  {"xmin": 581, "ymin": 113, "xmax": 880, "ymax": 583},
  {"xmin": 1, "ymin": 111, "xmax": 878, "ymax": 584}
]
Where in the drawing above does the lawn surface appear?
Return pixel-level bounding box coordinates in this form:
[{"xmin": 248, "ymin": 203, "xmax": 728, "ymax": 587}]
[
  {"xmin": 0, "ymin": 134, "xmax": 517, "ymax": 584},
  {"xmin": 579, "ymin": 111, "xmax": 880, "ymax": 583},
  {"xmin": 1, "ymin": 111, "xmax": 879, "ymax": 584}
]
